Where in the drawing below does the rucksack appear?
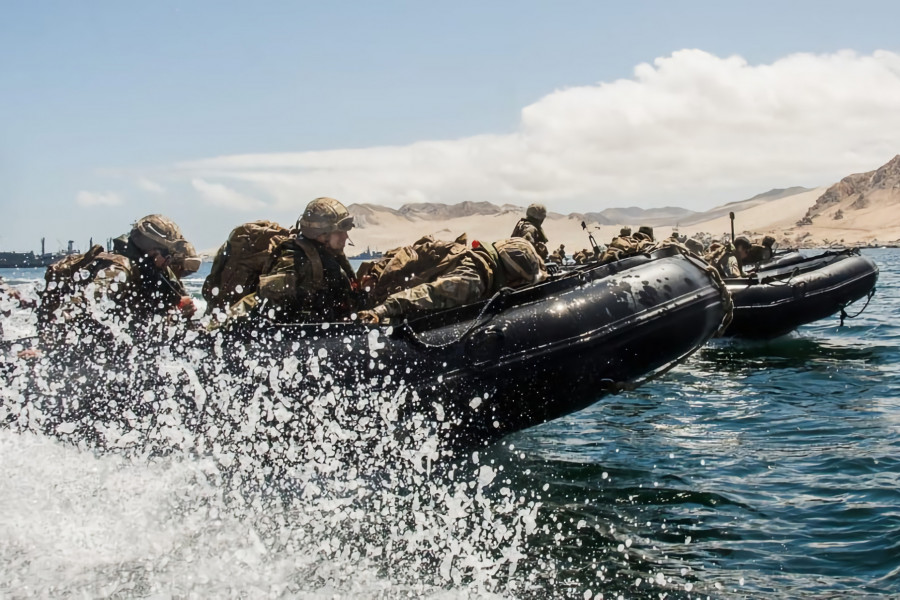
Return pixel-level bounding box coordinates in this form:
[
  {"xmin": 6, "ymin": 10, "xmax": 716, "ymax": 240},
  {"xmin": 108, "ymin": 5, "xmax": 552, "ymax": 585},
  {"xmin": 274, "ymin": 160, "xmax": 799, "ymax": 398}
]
[
  {"xmin": 598, "ymin": 235, "xmax": 655, "ymax": 264},
  {"xmin": 703, "ymin": 243, "xmax": 733, "ymax": 273},
  {"xmin": 39, "ymin": 244, "xmax": 133, "ymax": 325},
  {"xmin": 359, "ymin": 234, "xmax": 469, "ymax": 305},
  {"xmin": 202, "ymin": 220, "xmax": 294, "ymax": 313}
]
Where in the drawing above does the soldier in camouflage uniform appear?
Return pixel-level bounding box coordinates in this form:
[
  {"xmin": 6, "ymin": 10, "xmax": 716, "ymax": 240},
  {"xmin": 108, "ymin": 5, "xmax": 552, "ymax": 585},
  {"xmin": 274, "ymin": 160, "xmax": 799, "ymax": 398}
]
[
  {"xmin": 357, "ymin": 238, "xmax": 546, "ymax": 324},
  {"xmin": 745, "ymin": 235, "xmax": 776, "ymax": 264},
  {"xmin": 704, "ymin": 236, "xmax": 751, "ymax": 278},
  {"xmin": 511, "ymin": 203, "xmax": 549, "ymax": 260},
  {"xmin": 38, "ymin": 214, "xmax": 200, "ymax": 340},
  {"xmin": 636, "ymin": 225, "xmax": 655, "ymax": 241},
  {"xmin": 254, "ymin": 197, "xmax": 361, "ymax": 323}
]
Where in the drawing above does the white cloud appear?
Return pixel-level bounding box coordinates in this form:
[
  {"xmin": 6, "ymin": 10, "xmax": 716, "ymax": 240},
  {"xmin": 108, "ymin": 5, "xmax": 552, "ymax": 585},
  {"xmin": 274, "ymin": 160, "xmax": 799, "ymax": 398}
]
[
  {"xmin": 76, "ymin": 190, "xmax": 123, "ymax": 207},
  {"xmin": 137, "ymin": 177, "xmax": 166, "ymax": 194},
  {"xmin": 191, "ymin": 178, "xmax": 266, "ymax": 211},
  {"xmin": 173, "ymin": 50, "xmax": 900, "ymax": 212}
]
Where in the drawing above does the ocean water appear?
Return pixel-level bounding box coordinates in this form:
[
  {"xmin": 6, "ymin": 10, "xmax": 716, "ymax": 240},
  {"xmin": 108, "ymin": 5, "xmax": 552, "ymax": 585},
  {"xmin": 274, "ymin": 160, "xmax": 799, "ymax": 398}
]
[{"xmin": 0, "ymin": 249, "xmax": 897, "ymax": 598}]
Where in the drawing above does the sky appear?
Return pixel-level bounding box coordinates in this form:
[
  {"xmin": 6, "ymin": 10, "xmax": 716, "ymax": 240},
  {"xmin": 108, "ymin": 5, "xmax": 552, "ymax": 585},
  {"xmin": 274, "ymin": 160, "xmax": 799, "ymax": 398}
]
[{"xmin": 3, "ymin": 1, "xmax": 900, "ymax": 252}]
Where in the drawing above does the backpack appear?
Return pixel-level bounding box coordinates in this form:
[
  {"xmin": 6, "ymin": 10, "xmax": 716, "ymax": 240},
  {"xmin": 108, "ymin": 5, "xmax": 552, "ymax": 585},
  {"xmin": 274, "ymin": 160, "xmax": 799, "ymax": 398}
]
[
  {"xmin": 359, "ymin": 234, "xmax": 469, "ymax": 305},
  {"xmin": 39, "ymin": 244, "xmax": 133, "ymax": 325},
  {"xmin": 598, "ymin": 235, "xmax": 655, "ymax": 264},
  {"xmin": 202, "ymin": 220, "xmax": 294, "ymax": 313},
  {"xmin": 703, "ymin": 243, "xmax": 733, "ymax": 274}
]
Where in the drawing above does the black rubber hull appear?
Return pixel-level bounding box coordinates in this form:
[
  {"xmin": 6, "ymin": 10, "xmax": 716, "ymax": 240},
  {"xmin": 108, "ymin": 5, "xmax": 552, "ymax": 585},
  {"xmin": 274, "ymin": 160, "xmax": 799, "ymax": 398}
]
[
  {"xmin": 220, "ymin": 246, "xmax": 731, "ymax": 449},
  {"xmin": 7, "ymin": 247, "xmax": 730, "ymax": 455},
  {"xmin": 725, "ymin": 250, "xmax": 878, "ymax": 339}
]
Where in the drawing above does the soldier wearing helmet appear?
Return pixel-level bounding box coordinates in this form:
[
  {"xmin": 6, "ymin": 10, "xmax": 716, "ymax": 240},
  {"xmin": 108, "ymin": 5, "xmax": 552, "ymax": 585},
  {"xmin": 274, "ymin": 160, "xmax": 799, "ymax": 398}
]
[
  {"xmin": 357, "ymin": 237, "xmax": 546, "ymax": 324},
  {"xmin": 255, "ymin": 197, "xmax": 361, "ymax": 322},
  {"xmin": 745, "ymin": 235, "xmax": 777, "ymax": 265},
  {"xmin": 510, "ymin": 203, "xmax": 550, "ymax": 260},
  {"xmin": 38, "ymin": 214, "xmax": 199, "ymax": 342},
  {"xmin": 704, "ymin": 236, "xmax": 752, "ymax": 278}
]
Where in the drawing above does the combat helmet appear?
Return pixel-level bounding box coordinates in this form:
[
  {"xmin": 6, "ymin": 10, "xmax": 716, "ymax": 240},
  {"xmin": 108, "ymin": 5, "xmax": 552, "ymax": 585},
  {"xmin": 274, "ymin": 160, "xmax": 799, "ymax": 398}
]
[
  {"xmin": 734, "ymin": 236, "xmax": 752, "ymax": 250},
  {"xmin": 298, "ymin": 197, "xmax": 354, "ymax": 239},
  {"xmin": 130, "ymin": 214, "xmax": 201, "ymax": 273},
  {"xmin": 493, "ymin": 238, "xmax": 547, "ymax": 287},
  {"xmin": 526, "ymin": 203, "xmax": 547, "ymax": 224}
]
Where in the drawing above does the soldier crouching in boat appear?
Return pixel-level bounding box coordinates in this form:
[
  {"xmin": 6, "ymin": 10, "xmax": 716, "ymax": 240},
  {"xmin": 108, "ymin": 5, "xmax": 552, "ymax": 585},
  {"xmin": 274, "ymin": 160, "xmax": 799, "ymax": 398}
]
[
  {"xmin": 37, "ymin": 214, "xmax": 200, "ymax": 347},
  {"xmin": 244, "ymin": 197, "xmax": 362, "ymax": 323},
  {"xmin": 704, "ymin": 236, "xmax": 752, "ymax": 278},
  {"xmin": 745, "ymin": 235, "xmax": 777, "ymax": 265},
  {"xmin": 357, "ymin": 237, "xmax": 546, "ymax": 324},
  {"xmin": 511, "ymin": 203, "xmax": 550, "ymax": 260}
]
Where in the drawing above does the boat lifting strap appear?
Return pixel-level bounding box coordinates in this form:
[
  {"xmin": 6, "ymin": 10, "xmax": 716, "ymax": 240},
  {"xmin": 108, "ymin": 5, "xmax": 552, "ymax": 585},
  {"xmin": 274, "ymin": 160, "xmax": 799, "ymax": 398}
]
[
  {"xmin": 395, "ymin": 286, "xmax": 515, "ymax": 351},
  {"xmin": 839, "ymin": 287, "xmax": 876, "ymax": 326}
]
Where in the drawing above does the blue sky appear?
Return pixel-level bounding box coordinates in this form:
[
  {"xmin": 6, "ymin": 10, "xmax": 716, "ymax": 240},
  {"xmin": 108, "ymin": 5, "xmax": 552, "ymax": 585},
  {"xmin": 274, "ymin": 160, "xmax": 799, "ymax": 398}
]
[{"xmin": 3, "ymin": 1, "xmax": 900, "ymax": 252}]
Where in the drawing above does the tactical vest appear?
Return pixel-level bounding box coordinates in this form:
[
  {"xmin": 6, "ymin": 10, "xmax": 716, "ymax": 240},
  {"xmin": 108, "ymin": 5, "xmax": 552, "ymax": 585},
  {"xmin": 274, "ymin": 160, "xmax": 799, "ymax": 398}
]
[
  {"xmin": 511, "ymin": 218, "xmax": 548, "ymax": 244},
  {"xmin": 202, "ymin": 220, "xmax": 294, "ymax": 313},
  {"xmin": 260, "ymin": 237, "xmax": 358, "ymax": 322}
]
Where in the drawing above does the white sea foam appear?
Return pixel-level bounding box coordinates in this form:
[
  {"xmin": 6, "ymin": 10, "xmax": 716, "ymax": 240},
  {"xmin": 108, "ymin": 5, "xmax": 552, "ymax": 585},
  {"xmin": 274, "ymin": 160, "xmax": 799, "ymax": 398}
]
[{"xmin": 0, "ymin": 297, "xmax": 540, "ymax": 598}]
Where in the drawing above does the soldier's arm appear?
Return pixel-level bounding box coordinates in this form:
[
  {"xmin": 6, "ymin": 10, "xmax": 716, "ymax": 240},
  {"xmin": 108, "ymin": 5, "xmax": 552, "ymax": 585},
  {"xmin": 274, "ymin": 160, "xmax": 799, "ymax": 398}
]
[
  {"xmin": 376, "ymin": 261, "xmax": 487, "ymax": 319},
  {"xmin": 725, "ymin": 256, "xmax": 741, "ymax": 277}
]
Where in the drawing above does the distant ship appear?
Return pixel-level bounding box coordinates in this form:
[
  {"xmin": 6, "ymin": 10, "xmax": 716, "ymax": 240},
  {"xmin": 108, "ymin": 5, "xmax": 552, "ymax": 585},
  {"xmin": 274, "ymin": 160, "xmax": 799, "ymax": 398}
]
[
  {"xmin": 350, "ymin": 246, "xmax": 383, "ymax": 260},
  {"xmin": 0, "ymin": 238, "xmax": 79, "ymax": 269}
]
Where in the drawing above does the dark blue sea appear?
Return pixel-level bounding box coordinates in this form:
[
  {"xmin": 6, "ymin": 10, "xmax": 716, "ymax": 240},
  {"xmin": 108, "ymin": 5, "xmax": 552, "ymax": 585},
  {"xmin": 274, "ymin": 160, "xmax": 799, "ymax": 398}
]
[{"xmin": 1, "ymin": 249, "xmax": 897, "ymax": 598}]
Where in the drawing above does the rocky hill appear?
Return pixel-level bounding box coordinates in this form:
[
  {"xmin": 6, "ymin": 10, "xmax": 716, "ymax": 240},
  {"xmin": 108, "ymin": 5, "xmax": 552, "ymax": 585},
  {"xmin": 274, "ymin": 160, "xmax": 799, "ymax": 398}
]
[{"xmin": 798, "ymin": 155, "xmax": 900, "ymax": 225}]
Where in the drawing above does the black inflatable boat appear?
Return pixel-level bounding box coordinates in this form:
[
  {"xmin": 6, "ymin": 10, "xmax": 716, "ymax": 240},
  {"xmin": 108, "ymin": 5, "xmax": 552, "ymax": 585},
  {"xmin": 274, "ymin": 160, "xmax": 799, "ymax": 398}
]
[
  {"xmin": 725, "ymin": 248, "xmax": 878, "ymax": 339},
  {"xmin": 207, "ymin": 245, "xmax": 732, "ymax": 450},
  {"xmin": 4, "ymin": 246, "xmax": 731, "ymax": 455}
]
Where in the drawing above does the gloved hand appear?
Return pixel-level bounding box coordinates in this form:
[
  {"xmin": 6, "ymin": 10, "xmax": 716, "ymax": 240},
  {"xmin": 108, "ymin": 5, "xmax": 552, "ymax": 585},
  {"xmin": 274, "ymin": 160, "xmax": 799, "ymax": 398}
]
[
  {"xmin": 357, "ymin": 310, "xmax": 380, "ymax": 324},
  {"xmin": 177, "ymin": 296, "xmax": 197, "ymax": 318}
]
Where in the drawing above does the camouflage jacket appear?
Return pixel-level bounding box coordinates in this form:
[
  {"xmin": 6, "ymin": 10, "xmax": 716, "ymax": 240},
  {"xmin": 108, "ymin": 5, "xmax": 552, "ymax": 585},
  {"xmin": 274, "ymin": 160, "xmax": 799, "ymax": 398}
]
[
  {"xmin": 38, "ymin": 240, "xmax": 187, "ymax": 325},
  {"xmin": 374, "ymin": 245, "xmax": 497, "ymax": 320},
  {"xmin": 511, "ymin": 218, "xmax": 549, "ymax": 259},
  {"xmin": 257, "ymin": 236, "xmax": 360, "ymax": 323}
]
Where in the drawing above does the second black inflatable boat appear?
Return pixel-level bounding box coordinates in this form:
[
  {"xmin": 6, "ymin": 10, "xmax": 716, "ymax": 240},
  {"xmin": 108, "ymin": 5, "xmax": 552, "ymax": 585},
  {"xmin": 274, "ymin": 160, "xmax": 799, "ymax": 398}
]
[{"xmin": 725, "ymin": 248, "xmax": 878, "ymax": 339}]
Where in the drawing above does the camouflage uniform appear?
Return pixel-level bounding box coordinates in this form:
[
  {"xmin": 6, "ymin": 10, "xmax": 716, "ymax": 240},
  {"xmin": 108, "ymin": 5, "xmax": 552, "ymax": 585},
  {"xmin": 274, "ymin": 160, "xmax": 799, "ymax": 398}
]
[
  {"xmin": 252, "ymin": 197, "xmax": 360, "ymax": 323},
  {"xmin": 38, "ymin": 215, "xmax": 197, "ymax": 341},
  {"xmin": 511, "ymin": 218, "xmax": 549, "ymax": 259},
  {"xmin": 723, "ymin": 254, "xmax": 741, "ymax": 277},
  {"xmin": 510, "ymin": 203, "xmax": 549, "ymax": 259},
  {"xmin": 374, "ymin": 247, "xmax": 492, "ymax": 319},
  {"xmin": 367, "ymin": 238, "xmax": 545, "ymax": 322},
  {"xmin": 256, "ymin": 238, "xmax": 359, "ymax": 322},
  {"xmin": 704, "ymin": 238, "xmax": 750, "ymax": 278}
]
